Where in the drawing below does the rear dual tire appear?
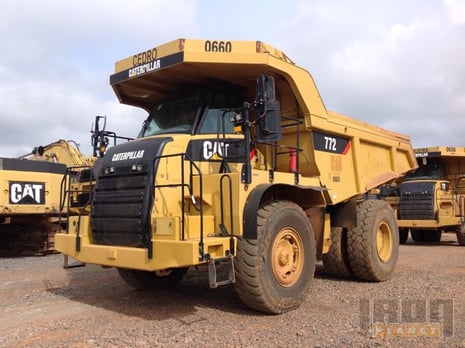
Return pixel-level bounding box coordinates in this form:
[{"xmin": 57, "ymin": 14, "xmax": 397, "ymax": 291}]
[
  {"xmin": 322, "ymin": 227, "xmax": 352, "ymax": 278},
  {"xmin": 346, "ymin": 200, "xmax": 399, "ymax": 282}
]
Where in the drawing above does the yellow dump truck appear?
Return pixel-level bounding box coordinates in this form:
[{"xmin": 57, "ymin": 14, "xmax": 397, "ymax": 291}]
[
  {"xmin": 55, "ymin": 39, "xmax": 417, "ymax": 313},
  {"xmin": 0, "ymin": 140, "xmax": 94, "ymax": 255},
  {"xmin": 388, "ymin": 146, "xmax": 465, "ymax": 245}
]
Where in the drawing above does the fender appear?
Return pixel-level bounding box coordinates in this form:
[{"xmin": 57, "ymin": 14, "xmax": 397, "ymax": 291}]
[
  {"xmin": 242, "ymin": 184, "xmax": 272, "ymax": 239},
  {"xmin": 242, "ymin": 183, "xmax": 327, "ymax": 239}
]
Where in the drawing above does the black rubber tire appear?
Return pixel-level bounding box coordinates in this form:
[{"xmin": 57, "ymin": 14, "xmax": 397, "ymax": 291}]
[
  {"xmin": 117, "ymin": 267, "xmax": 188, "ymax": 290},
  {"xmin": 347, "ymin": 200, "xmax": 399, "ymax": 282},
  {"xmin": 411, "ymin": 230, "xmax": 425, "ymax": 242},
  {"xmin": 322, "ymin": 227, "xmax": 353, "ymax": 278},
  {"xmin": 424, "ymin": 230, "xmax": 442, "ymax": 243},
  {"xmin": 234, "ymin": 200, "xmax": 316, "ymax": 314},
  {"xmin": 457, "ymin": 224, "xmax": 465, "ymax": 246},
  {"xmin": 457, "ymin": 233, "xmax": 465, "ymax": 246},
  {"xmin": 399, "ymin": 228, "xmax": 409, "ymax": 244}
]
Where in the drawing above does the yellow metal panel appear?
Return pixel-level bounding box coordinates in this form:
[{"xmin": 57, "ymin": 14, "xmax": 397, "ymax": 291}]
[
  {"xmin": 115, "ymin": 39, "xmax": 185, "ymax": 72},
  {"xmin": 321, "ymin": 214, "xmax": 331, "ymax": 255},
  {"xmin": 415, "ymin": 146, "xmax": 465, "ymax": 157},
  {"xmin": 185, "ymin": 215, "xmax": 215, "ymax": 239},
  {"xmin": 55, "ymin": 232, "xmax": 234, "ymax": 271},
  {"xmin": 154, "ymin": 217, "xmax": 177, "ymax": 236},
  {"xmin": 0, "ymin": 169, "xmax": 64, "ymax": 215},
  {"xmin": 396, "ymin": 219, "xmax": 461, "ymax": 229}
]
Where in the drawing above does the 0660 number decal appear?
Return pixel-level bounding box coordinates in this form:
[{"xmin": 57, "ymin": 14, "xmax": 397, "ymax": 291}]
[{"xmin": 204, "ymin": 40, "xmax": 232, "ymax": 52}]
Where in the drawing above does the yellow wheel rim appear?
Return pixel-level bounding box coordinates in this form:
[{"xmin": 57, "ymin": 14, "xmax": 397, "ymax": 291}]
[
  {"xmin": 376, "ymin": 221, "xmax": 393, "ymax": 262},
  {"xmin": 271, "ymin": 227, "xmax": 304, "ymax": 287}
]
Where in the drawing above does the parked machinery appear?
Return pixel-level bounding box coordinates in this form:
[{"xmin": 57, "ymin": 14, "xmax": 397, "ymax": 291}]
[{"xmin": 55, "ymin": 39, "xmax": 417, "ymax": 313}]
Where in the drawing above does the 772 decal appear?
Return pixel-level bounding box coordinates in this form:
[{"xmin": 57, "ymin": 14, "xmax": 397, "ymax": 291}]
[{"xmin": 312, "ymin": 131, "xmax": 351, "ymax": 154}]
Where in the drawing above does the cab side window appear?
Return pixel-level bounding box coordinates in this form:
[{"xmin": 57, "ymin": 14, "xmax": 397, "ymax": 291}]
[{"xmin": 198, "ymin": 108, "xmax": 235, "ymax": 134}]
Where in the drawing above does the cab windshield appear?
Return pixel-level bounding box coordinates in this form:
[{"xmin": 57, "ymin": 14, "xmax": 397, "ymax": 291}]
[
  {"xmin": 137, "ymin": 92, "xmax": 241, "ymax": 138},
  {"xmin": 403, "ymin": 160, "xmax": 443, "ymax": 181}
]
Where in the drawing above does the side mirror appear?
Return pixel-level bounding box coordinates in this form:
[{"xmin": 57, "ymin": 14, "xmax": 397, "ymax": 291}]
[
  {"xmin": 91, "ymin": 115, "xmax": 108, "ymax": 157},
  {"xmin": 255, "ymin": 75, "xmax": 281, "ymax": 142}
]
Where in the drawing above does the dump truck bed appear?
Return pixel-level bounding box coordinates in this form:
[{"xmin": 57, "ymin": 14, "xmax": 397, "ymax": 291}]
[
  {"xmin": 310, "ymin": 110, "xmax": 416, "ymax": 203},
  {"xmin": 110, "ymin": 38, "xmax": 417, "ymax": 204}
]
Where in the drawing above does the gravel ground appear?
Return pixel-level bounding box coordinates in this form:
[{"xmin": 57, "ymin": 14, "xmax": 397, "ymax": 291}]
[{"xmin": 1, "ymin": 233, "xmax": 465, "ymax": 347}]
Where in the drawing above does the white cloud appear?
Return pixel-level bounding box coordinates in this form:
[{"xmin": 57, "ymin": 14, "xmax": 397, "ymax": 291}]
[
  {"xmin": 445, "ymin": 0, "xmax": 465, "ymax": 24},
  {"xmin": 282, "ymin": 1, "xmax": 465, "ymax": 148},
  {"xmin": 0, "ymin": 0, "xmax": 198, "ymax": 157},
  {"xmin": 0, "ymin": 0, "xmax": 463, "ymax": 159}
]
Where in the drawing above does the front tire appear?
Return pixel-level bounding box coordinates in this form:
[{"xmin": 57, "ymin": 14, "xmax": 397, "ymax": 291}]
[
  {"xmin": 235, "ymin": 200, "xmax": 316, "ymax": 314},
  {"xmin": 457, "ymin": 223, "xmax": 465, "ymax": 246},
  {"xmin": 347, "ymin": 200, "xmax": 399, "ymax": 282},
  {"xmin": 424, "ymin": 230, "xmax": 442, "ymax": 243},
  {"xmin": 399, "ymin": 228, "xmax": 409, "ymax": 244},
  {"xmin": 411, "ymin": 230, "xmax": 425, "ymax": 242},
  {"xmin": 117, "ymin": 267, "xmax": 188, "ymax": 290}
]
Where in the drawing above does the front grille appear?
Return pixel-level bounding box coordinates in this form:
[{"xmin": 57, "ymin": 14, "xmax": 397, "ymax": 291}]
[
  {"xmin": 399, "ymin": 181, "xmax": 435, "ymax": 220},
  {"xmin": 90, "ymin": 137, "xmax": 172, "ymax": 248},
  {"xmin": 92, "ymin": 169, "xmax": 149, "ymax": 247}
]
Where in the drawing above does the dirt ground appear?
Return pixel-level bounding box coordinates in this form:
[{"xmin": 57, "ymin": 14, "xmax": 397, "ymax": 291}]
[{"xmin": 1, "ymin": 232, "xmax": 465, "ymax": 347}]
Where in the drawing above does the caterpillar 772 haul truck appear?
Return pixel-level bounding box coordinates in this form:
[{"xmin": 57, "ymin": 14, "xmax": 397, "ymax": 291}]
[
  {"xmin": 386, "ymin": 146, "xmax": 465, "ymax": 245},
  {"xmin": 55, "ymin": 39, "xmax": 417, "ymax": 313}
]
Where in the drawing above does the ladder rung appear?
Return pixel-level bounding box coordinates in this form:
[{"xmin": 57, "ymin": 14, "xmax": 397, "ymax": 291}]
[{"xmin": 207, "ymin": 255, "xmax": 235, "ymax": 288}]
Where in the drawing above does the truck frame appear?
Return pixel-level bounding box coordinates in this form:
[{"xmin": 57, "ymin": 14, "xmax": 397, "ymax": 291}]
[{"xmin": 55, "ymin": 39, "xmax": 417, "ymax": 313}]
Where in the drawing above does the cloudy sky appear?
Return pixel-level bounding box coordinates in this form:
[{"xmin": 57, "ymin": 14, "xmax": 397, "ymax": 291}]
[{"xmin": 0, "ymin": 0, "xmax": 464, "ymax": 157}]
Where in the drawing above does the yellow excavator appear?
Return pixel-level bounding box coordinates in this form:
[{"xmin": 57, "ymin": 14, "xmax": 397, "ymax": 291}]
[
  {"xmin": 0, "ymin": 139, "xmax": 94, "ymax": 255},
  {"xmin": 0, "ymin": 114, "xmax": 132, "ymax": 256}
]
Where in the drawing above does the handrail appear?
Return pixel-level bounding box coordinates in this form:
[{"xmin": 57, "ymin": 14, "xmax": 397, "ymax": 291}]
[
  {"xmin": 59, "ymin": 165, "xmax": 95, "ymax": 252},
  {"xmin": 220, "ymin": 174, "xmax": 235, "ymax": 255},
  {"xmin": 153, "ymin": 153, "xmax": 205, "ymax": 261}
]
